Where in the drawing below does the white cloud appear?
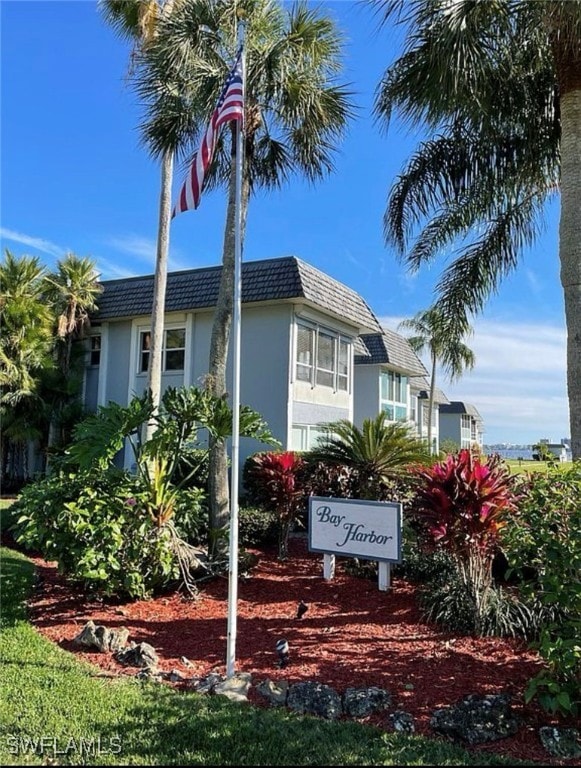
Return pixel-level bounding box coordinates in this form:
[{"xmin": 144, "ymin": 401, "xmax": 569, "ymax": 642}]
[
  {"xmin": 0, "ymin": 227, "xmax": 67, "ymax": 258},
  {"xmin": 95, "ymin": 259, "xmax": 140, "ymax": 281},
  {"xmin": 106, "ymin": 234, "xmax": 192, "ymax": 273},
  {"xmin": 379, "ymin": 315, "xmax": 569, "ymax": 444}
]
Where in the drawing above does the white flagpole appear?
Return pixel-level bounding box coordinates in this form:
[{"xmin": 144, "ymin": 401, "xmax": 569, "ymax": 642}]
[{"xmin": 226, "ymin": 21, "xmax": 246, "ymax": 680}]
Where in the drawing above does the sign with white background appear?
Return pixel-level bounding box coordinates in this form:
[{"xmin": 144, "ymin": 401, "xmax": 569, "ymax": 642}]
[{"xmin": 308, "ymin": 496, "xmax": 402, "ymax": 563}]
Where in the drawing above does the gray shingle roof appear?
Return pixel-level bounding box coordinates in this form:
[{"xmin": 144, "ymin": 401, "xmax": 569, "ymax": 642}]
[
  {"xmin": 94, "ymin": 256, "xmax": 381, "ymax": 333},
  {"xmin": 440, "ymin": 401, "xmax": 483, "ymax": 421},
  {"xmin": 354, "ymin": 328, "xmax": 428, "ymax": 376},
  {"xmin": 411, "ymin": 377, "xmax": 451, "ymax": 405}
]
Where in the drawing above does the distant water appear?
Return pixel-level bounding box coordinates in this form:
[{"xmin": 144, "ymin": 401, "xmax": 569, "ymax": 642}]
[{"xmin": 484, "ymin": 448, "xmax": 534, "ymax": 460}]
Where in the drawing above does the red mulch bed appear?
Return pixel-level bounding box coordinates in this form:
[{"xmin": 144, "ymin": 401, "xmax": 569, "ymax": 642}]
[{"xmin": 27, "ymin": 537, "xmax": 577, "ymax": 765}]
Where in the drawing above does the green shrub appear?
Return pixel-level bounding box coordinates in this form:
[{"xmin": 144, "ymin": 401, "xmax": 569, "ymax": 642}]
[
  {"xmin": 300, "ymin": 460, "xmax": 359, "ymax": 500},
  {"xmin": 12, "ymin": 469, "xmax": 205, "ymax": 599},
  {"xmin": 501, "ymin": 463, "xmax": 581, "ymax": 717},
  {"xmin": 239, "ymin": 505, "xmax": 279, "ymax": 547},
  {"xmin": 0, "ymin": 499, "xmax": 20, "ymax": 548},
  {"xmin": 418, "ymin": 569, "xmax": 550, "ymax": 639},
  {"xmin": 395, "ymin": 524, "xmax": 457, "ymax": 584}
]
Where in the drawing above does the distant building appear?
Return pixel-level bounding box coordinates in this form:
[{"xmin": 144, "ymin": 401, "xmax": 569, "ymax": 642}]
[
  {"xmin": 439, "ymin": 401, "xmax": 484, "ymax": 450},
  {"xmin": 535, "ymin": 439, "xmax": 569, "ymax": 462},
  {"xmin": 410, "ymin": 378, "xmax": 450, "ymax": 454},
  {"xmin": 353, "ymin": 328, "xmax": 429, "ymax": 439}
]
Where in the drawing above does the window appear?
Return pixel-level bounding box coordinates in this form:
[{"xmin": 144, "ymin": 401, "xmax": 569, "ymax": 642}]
[
  {"xmin": 338, "ymin": 340, "xmax": 349, "ymax": 391},
  {"xmin": 461, "ymin": 414, "xmax": 471, "ymax": 439},
  {"xmin": 295, "ymin": 322, "xmax": 351, "ymax": 391},
  {"xmin": 296, "ymin": 325, "xmax": 314, "ymax": 382},
  {"xmin": 291, "ymin": 424, "xmax": 329, "ymax": 451},
  {"xmin": 164, "ymin": 328, "xmax": 186, "ymax": 370},
  {"xmin": 316, "ymin": 332, "xmax": 335, "ymax": 387},
  {"xmin": 139, "ymin": 328, "xmax": 186, "ymax": 373},
  {"xmin": 89, "ymin": 335, "xmax": 101, "ymax": 366},
  {"xmin": 380, "ymin": 370, "xmax": 408, "ymax": 422}
]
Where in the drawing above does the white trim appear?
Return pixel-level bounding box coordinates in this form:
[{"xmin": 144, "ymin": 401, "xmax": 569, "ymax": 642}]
[
  {"xmin": 294, "ymin": 305, "xmax": 360, "ymax": 337},
  {"xmin": 184, "ymin": 313, "xmax": 194, "ymax": 387},
  {"xmin": 97, "ymin": 324, "xmax": 109, "ymax": 407},
  {"xmin": 133, "ymin": 317, "xmax": 187, "ymax": 379},
  {"xmin": 286, "ymin": 305, "xmax": 296, "ymax": 449}
]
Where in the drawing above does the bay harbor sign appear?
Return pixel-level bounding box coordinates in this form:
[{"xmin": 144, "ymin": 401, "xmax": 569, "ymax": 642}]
[{"xmin": 308, "ymin": 497, "xmax": 402, "ymax": 591}]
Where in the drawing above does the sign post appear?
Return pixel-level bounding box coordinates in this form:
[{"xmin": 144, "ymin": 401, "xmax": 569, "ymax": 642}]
[{"xmin": 308, "ymin": 497, "xmax": 402, "ymax": 591}]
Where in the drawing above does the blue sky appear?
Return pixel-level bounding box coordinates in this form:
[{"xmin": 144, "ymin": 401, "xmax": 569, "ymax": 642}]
[{"xmin": 1, "ymin": 0, "xmax": 569, "ymax": 446}]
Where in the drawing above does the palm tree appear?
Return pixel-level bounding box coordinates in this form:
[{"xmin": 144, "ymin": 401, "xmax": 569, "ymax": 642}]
[
  {"xmin": 43, "ymin": 254, "xmax": 103, "ymax": 377},
  {"xmin": 0, "ymin": 250, "xmax": 53, "ymax": 402},
  {"xmin": 308, "ymin": 415, "xmax": 432, "ymax": 500},
  {"xmin": 0, "ymin": 250, "xmax": 54, "ymax": 485},
  {"xmin": 42, "ymin": 254, "xmax": 102, "ymax": 453},
  {"xmin": 137, "ymin": 0, "xmax": 353, "ymax": 548},
  {"xmin": 100, "ymin": 0, "xmax": 179, "ymax": 440},
  {"xmin": 399, "ymin": 307, "xmax": 475, "ymax": 453},
  {"xmin": 374, "ymin": 1, "xmax": 581, "ymax": 458}
]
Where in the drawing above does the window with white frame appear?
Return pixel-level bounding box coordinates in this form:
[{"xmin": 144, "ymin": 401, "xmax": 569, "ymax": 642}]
[
  {"xmin": 380, "ymin": 370, "xmax": 408, "ymax": 421},
  {"xmin": 295, "ymin": 321, "xmax": 351, "ymax": 391},
  {"xmin": 139, "ymin": 328, "xmax": 186, "ymax": 373},
  {"xmin": 291, "ymin": 424, "xmax": 329, "ymax": 451},
  {"xmin": 410, "ymin": 395, "xmax": 417, "ymax": 423},
  {"xmin": 461, "ymin": 414, "xmax": 472, "ymax": 441}
]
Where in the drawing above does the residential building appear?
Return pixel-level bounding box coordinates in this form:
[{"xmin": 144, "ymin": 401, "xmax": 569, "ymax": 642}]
[
  {"xmin": 409, "ymin": 377, "xmax": 450, "ymax": 454},
  {"xmin": 353, "ymin": 329, "xmax": 428, "ymax": 432},
  {"xmin": 85, "ymin": 256, "xmax": 381, "ymax": 469},
  {"xmin": 535, "ymin": 439, "xmax": 569, "ymax": 462},
  {"xmin": 439, "ymin": 401, "xmax": 484, "ymax": 450}
]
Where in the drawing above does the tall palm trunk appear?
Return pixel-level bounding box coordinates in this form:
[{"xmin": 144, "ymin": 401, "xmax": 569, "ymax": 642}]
[
  {"xmin": 146, "ymin": 149, "xmax": 174, "ymax": 441},
  {"xmin": 558, "ymin": 85, "xmax": 581, "ymax": 459},
  {"xmin": 207, "ymin": 133, "xmax": 250, "ymax": 557}
]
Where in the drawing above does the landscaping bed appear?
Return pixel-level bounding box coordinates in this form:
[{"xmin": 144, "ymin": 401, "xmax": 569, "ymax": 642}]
[{"xmin": 26, "ymin": 536, "xmax": 575, "ymax": 765}]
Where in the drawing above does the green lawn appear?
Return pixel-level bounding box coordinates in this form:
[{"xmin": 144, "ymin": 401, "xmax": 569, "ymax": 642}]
[
  {"xmin": 0, "ymin": 547, "xmax": 539, "ymax": 767},
  {"xmin": 505, "ymin": 459, "xmax": 569, "ymax": 475}
]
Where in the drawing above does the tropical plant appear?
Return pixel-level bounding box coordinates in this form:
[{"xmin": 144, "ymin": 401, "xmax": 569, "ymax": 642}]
[
  {"xmin": 0, "ymin": 251, "xmax": 53, "ymax": 402},
  {"xmin": 501, "ymin": 464, "xmax": 581, "ymax": 716},
  {"xmin": 399, "ymin": 307, "xmax": 475, "ymax": 453},
  {"xmin": 12, "ymin": 468, "xmax": 185, "ymax": 599},
  {"xmin": 531, "ymin": 441, "xmax": 554, "ymax": 462},
  {"xmin": 100, "ymin": 0, "xmax": 179, "ymax": 439},
  {"xmin": 439, "ymin": 437, "xmax": 461, "ymax": 456},
  {"xmin": 136, "ymin": 0, "xmax": 353, "ymax": 551},
  {"xmin": 42, "ymin": 254, "xmax": 102, "ymax": 377},
  {"xmin": 0, "ymin": 251, "xmax": 54, "ymax": 485},
  {"xmin": 374, "ymin": 0, "xmax": 581, "ymax": 458},
  {"xmin": 69, "ymin": 385, "xmax": 277, "ymax": 576},
  {"xmin": 244, "ymin": 451, "xmax": 305, "ymax": 560},
  {"xmin": 40, "ymin": 254, "xmax": 102, "ymax": 456},
  {"xmin": 308, "ymin": 414, "xmax": 432, "ymax": 501},
  {"xmin": 412, "ymin": 449, "xmax": 517, "ymax": 633}
]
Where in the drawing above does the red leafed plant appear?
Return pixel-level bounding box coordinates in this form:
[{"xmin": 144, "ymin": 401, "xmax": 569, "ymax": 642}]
[
  {"xmin": 413, "ymin": 450, "xmax": 517, "ymax": 600},
  {"xmin": 245, "ymin": 451, "xmax": 306, "ymax": 560}
]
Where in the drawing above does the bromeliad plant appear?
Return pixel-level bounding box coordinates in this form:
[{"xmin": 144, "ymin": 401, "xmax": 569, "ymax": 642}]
[
  {"xmin": 413, "ymin": 449, "xmax": 517, "ymax": 630},
  {"xmin": 245, "ymin": 451, "xmax": 305, "ymax": 561}
]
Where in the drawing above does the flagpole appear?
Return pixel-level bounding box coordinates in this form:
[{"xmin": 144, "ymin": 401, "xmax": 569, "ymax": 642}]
[{"xmin": 226, "ymin": 21, "xmax": 246, "ymax": 680}]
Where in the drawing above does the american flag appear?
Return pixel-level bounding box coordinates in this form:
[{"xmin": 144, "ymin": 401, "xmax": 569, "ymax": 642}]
[{"xmin": 172, "ymin": 48, "xmax": 244, "ymax": 217}]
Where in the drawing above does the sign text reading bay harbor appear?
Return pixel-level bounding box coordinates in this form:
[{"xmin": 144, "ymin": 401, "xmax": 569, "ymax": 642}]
[{"xmin": 308, "ymin": 496, "xmax": 402, "ymax": 565}]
